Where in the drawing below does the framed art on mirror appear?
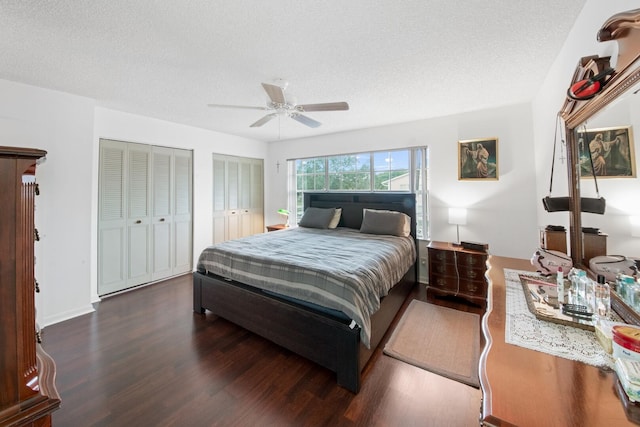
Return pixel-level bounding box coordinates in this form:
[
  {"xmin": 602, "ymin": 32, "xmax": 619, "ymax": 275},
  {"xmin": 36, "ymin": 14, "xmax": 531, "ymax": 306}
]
[
  {"xmin": 576, "ymin": 125, "xmax": 636, "ymax": 178},
  {"xmin": 458, "ymin": 137, "xmax": 499, "ymax": 180}
]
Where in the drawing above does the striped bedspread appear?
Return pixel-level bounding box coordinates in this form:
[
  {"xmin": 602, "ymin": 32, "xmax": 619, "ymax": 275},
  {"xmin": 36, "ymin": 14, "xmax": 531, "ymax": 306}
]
[{"xmin": 196, "ymin": 227, "xmax": 417, "ymax": 348}]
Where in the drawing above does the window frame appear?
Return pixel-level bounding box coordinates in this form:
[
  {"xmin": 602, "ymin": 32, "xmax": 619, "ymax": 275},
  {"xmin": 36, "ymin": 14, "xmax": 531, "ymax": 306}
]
[{"xmin": 288, "ymin": 147, "xmax": 429, "ymax": 239}]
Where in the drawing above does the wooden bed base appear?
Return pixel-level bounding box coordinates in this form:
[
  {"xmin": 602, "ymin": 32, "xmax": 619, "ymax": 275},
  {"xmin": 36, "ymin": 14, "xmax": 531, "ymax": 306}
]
[{"xmin": 193, "ymin": 192, "xmax": 417, "ymax": 393}]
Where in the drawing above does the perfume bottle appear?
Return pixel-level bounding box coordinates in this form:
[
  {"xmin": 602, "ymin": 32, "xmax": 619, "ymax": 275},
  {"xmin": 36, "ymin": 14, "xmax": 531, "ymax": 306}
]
[
  {"xmin": 557, "ymin": 266, "xmax": 564, "ymax": 304},
  {"xmin": 595, "ymin": 275, "xmax": 610, "ymax": 318}
]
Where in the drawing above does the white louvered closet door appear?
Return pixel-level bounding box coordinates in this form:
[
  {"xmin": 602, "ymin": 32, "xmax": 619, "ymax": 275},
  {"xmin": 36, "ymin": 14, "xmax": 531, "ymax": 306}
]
[
  {"xmin": 212, "ymin": 154, "xmax": 264, "ymax": 244},
  {"xmin": 151, "ymin": 147, "xmax": 172, "ymax": 280},
  {"xmin": 99, "ymin": 140, "xmax": 193, "ymax": 296},
  {"xmin": 239, "ymin": 160, "xmax": 252, "ymax": 238},
  {"xmin": 226, "ymin": 158, "xmax": 241, "ymax": 241},
  {"xmin": 212, "ymin": 157, "xmax": 227, "ymax": 244},
  {"xmin": 172, "ymin": 149, "xmax": 192, "ymax": 274},
  {"xmin": 98, "ymin": 140, "xmax": 127, "ymax": 295},
  {"xmin": 250, "ymin": 160, "xmax": 264, "ymax": 235},
  {"xmin": 126, "ymin": 143, "xmax": 152, "ymax": 287}
]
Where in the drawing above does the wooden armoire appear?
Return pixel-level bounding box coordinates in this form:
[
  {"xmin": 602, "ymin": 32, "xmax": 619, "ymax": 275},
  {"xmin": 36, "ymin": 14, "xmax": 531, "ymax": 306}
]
[{"xmin": 0, "ymin": 147, "xmax": 60, "ymax": 426}]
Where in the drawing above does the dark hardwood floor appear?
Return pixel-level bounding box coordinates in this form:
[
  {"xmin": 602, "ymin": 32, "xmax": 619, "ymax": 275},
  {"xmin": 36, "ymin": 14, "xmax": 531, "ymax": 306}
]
[{"xmin": 43, "ymin": 274, "xmax": 483, "ymax": 427}]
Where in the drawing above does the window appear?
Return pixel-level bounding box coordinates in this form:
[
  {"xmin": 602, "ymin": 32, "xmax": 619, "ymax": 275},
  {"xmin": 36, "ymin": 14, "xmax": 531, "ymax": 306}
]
[
  {"xmin": 374, "ymin": 150, "xmax": 410, "ymax": 190},
  {"xmin": 288, "ymin": 147, "xmax": 429, "ymax": 239}
]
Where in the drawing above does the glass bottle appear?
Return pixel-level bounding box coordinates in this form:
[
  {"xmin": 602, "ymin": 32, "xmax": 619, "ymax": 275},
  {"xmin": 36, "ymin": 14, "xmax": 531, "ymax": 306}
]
[
  {"xmin": 567, "ymin": 268, "xmax": 580, "ymax": 304},
  {"xmin": 617, "ymin": 273, "xmax": 626, "ymax": 300},
  {"xmin": 595, "ymin": 275, "xmax": 610, "ymax": 318},
  {"xmin": 557, "ymin": 266, "xmax": 565, "ymax": 304}
]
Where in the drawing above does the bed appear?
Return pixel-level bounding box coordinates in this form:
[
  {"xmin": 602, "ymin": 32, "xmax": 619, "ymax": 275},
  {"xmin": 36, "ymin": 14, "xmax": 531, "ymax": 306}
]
[{"xmin": 193, "ymin": 192, "xmax": 417, "ymax": 393}]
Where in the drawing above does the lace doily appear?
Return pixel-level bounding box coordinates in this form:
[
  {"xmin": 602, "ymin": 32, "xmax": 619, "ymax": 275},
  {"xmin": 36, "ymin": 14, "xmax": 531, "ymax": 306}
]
[{"xmin": 503, "ymin": 268, "xmax": 614, "ymax": 368}]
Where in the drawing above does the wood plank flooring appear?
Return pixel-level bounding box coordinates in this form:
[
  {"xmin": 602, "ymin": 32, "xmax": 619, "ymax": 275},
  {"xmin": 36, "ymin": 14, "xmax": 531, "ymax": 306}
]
[{"xmin": 43, "ymin": 274, "xmax": 484, "ymax": 427}]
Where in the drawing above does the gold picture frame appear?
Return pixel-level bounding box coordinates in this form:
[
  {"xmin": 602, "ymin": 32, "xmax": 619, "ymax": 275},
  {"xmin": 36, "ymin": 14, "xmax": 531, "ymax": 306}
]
[
  {"xmin": 458, "ymin": 137, "xmax": 499, "ymax": 180},
  {"xmin": 576, "ymin": 126, "xmax": 636, "ymax": 178}
]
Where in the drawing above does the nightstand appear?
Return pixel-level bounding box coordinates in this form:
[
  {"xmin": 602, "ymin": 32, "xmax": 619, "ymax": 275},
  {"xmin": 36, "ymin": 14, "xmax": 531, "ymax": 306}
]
[
  {"xmin": 266, "ymin": 223, "xmax": 287, "ymax": 232},
  {"xmin": 427, "ymin": 241, "xmax": 488, "ymax": 308}
]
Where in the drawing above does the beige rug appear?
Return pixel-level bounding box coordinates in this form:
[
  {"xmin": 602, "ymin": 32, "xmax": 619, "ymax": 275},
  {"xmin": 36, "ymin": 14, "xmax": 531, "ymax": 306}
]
[{"xmin": 383, "ymin": 300, "xmax": 480, "ymax": 388}]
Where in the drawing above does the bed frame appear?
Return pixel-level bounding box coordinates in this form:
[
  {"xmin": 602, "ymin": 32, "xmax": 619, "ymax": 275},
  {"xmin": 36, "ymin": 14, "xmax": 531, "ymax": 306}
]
[{"xmin": 193, "ymin": 192, "xmax": 417, "ymax": 393}]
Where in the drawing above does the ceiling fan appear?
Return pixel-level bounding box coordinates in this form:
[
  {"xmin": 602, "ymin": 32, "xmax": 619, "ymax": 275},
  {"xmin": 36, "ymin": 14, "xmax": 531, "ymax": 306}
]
[{"xmin": 207, "ymin": 81, "xmax": 349, "ymax": 128}]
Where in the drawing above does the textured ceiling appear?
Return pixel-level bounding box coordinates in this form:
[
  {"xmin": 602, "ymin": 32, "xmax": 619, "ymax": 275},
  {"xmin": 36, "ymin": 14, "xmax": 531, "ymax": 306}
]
[{"xmin": 0, "ymin": 1, "xmax": 587, "ymax": 142}]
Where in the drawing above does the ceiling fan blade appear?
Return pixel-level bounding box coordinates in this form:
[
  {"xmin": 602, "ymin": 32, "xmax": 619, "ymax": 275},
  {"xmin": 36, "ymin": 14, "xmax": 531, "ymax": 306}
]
[
  {"xmin": 250, "ymin": 113, "xmax": 278, "ymax": 127},
  {"xmin": 261, "ymin": 83, "xmax": 286, "ymax": 104},
  {"xmin": 297, "ymin": 102, "xmax": 349, "ymax": 112},
  {"xmin": 290, "ymin": 113, "xmax": 321, "ymax": 128},
  {"xmin": 207, "ymin": 103, "xmax": 267, "ymax": 111}
]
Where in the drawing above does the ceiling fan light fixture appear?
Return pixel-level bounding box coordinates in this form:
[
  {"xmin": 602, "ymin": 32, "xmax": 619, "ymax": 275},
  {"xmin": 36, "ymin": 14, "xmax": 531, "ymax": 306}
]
[{"xmin": 208, "ymin": 81, "xmax": 349, "ymax": 128}]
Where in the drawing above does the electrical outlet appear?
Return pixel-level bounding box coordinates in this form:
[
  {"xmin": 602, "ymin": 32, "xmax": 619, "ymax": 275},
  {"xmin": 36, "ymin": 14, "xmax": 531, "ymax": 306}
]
[{"xmin": 420, "ymin": 257, "xmax": 427, "ymax": 266}]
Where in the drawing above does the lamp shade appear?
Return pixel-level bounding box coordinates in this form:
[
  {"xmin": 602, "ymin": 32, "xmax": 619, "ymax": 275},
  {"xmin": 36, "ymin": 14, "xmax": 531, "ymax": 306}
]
[{"xmin": 448, "ymin": 208, "xmax": 467, "ymax": 226}]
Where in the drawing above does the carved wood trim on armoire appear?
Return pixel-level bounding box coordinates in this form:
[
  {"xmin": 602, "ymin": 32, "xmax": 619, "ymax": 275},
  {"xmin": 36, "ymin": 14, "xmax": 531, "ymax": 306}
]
[{"xmin": 0, "ymin": 147, "xmax": 60, "ymax": 426}]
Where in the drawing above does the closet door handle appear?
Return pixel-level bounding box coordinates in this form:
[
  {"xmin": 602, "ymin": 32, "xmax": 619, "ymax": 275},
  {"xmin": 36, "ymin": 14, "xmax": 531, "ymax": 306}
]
[
  {"xmin": 159, "ymin": 218, "xmax": 165, "ymax": 222},
  {"xmin": 135, "ymin": 220, "xmax": 142, "ymax": 224}
]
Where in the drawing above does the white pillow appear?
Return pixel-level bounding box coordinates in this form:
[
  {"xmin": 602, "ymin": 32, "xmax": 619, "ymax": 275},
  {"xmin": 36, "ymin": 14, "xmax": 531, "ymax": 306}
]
[{"xmin": 328, "ymin": 208, "xmax": 342, "ymax": 229}]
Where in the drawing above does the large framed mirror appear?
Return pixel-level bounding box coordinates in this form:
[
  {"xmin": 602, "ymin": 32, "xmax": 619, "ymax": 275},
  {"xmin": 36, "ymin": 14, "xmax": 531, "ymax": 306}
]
[{"xmin": 560, "ymin": 8, "xmax": 640, "ymax": 322}]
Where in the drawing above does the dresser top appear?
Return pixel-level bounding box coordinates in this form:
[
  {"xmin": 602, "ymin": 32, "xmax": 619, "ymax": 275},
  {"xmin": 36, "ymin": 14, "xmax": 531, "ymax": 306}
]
[
  {"xmin": 0, "ymin": 146, "xmax": 47, "ymax": 159},
  {"xmin": 427, "ymin": 240, "xmax": 488, "ymax": 255}
]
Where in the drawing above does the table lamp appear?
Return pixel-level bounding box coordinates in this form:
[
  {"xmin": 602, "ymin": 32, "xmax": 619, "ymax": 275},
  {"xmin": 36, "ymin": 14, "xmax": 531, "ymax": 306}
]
[
  {"xmin": 278, "ymin": 208, "xmax": 290, "ymax": 227},
  {"xmin": 448, "ymin": 207, "xmax": 467, "ymax": 245}
]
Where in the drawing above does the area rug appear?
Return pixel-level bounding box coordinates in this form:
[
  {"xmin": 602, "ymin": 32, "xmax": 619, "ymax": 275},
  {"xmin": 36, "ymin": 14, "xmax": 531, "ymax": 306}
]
[{"xmin": 383, "ymin": 300, "xmax": 480, "ymax": 388}]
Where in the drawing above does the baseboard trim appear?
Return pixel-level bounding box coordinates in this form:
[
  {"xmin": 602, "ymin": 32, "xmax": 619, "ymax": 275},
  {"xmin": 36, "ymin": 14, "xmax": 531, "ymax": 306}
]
[{"xmin": 41, "ymin": 304, "xmax": 95, "ymax": 329}]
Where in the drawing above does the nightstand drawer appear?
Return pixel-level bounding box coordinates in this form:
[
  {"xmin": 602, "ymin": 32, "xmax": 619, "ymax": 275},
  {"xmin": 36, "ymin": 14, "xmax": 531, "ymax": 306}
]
[
  {"xmin": 429, "ymin": 248, "xmax": 456, "ymax": 263},
  {"xmin": 459, "ymin": 280, "xmax": 487, "ymax": 297},
  {"xmin": 457, "ymin": 252, "xmax": 487, "ymax": 267},
  {"xmin": 430, "ymin": 262, "xmax": 458, "ymax": 277},
  {"xmin": 457, "ymin": 266, "xmax": 486, "ymax": 281},
  {"xmin": 429, "ymin": 274, "xmax": 459, "ymax": 291}
]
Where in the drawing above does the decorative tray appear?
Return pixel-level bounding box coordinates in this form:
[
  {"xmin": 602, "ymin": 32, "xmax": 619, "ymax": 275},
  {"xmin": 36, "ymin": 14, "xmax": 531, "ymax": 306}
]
[{"xmin": 518, "ymin": 273, "xmax": 595, "ymax": 331}]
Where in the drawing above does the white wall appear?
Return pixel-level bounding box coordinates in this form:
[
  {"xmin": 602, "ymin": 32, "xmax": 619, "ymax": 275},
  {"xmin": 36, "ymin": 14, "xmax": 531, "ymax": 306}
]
[
  {"xmin": 533, "ymin": 0, "xmax": 640, "ymax": 257},
  {"xmin": 266, "ymin": 102, "xmax": 539, "ymax": 260},
  {"xmin": 0, "ymin": 79, "xmax": 96, "ymax": 326}
]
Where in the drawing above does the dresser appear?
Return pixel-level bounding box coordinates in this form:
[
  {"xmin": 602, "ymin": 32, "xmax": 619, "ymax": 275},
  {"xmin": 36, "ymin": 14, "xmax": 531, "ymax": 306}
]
[
  {"xmin": 481, "ymin": 256, "xmax": 635, "ymax": 425},
  {"xmin": 427, "ymin": 241, "xmax": 488, "ymax": 308},
  {"xmin": 0, "ymin": 147, "xmax": 60, "ymax": 426}
]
